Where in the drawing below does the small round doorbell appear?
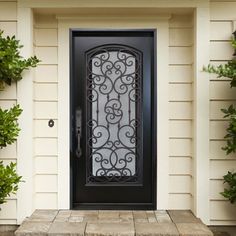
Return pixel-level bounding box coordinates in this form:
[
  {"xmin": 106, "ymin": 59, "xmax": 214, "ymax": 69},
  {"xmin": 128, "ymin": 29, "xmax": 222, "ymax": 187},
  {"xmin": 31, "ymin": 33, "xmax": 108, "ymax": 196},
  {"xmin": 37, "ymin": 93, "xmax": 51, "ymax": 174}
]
[{"xmin": 48, "ymin": 119, "xmax": 54, "ymax": 128}]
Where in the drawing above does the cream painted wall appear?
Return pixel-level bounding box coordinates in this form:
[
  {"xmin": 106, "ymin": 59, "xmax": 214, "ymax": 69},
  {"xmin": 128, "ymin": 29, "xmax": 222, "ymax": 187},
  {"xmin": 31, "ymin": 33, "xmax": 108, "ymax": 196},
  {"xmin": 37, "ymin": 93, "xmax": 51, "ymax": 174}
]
[
  {"xmin": 209, "ymin": 1, "xmax": 236, "ymax": 226},
  {"xmin": 33, "ymin": 13, "xmax": 194, "ymax": 211},
  {"xmin": 0, "ymin": 0, "xmax": 18, "ymax": 225},
  {"xmin": 168, "ymin": 14, "xmax": 193, "ymax": 210},
  {"xmin": 34, "ymin": 15, "xmax": 58, "ymax": 209}
]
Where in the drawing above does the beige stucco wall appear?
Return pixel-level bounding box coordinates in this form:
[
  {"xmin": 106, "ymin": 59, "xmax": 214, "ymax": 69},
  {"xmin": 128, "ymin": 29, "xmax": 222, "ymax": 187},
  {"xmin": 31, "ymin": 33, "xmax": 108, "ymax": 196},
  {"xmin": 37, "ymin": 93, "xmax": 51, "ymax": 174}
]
[{"xmin": 0, "ymin": 0, "xmax": 235, "ymax": 226}]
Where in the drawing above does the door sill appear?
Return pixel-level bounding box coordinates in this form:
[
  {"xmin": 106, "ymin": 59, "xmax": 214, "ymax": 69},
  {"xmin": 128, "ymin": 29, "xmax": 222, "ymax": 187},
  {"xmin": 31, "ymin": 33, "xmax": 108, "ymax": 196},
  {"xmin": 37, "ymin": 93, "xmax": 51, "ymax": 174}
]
[{"xmin": 72, "ymin": 203, "xmax": 155, "ymax": 210}]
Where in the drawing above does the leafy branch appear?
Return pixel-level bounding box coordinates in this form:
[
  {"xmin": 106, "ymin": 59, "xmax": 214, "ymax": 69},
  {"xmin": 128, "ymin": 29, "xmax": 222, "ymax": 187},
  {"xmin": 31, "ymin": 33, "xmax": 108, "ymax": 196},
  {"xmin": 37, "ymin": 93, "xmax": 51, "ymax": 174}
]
[
  {"xmin": 221, "ymin": 171, "xmax": 236, "ymax": 204},
  {"xmin": 0, "ymin": 104, "xmax": 22, "ymax": 148},
  {"xmin": 0, "ymin": 30, "xmax": 40, "ymax": 86},
  {"xmin": 0, "ymin": 161, "xmax": 23, "ymax": 205},
  {"xmin": 221, "ymin": 105, "xmax": 236, "ymax": 154},
  {"xmin": 203, "ymin": 39, "xmax": 236, "ymax": 88},
  {"xmin": 203, "ymin": 36, "xmax": 236, "ymax": 204}
]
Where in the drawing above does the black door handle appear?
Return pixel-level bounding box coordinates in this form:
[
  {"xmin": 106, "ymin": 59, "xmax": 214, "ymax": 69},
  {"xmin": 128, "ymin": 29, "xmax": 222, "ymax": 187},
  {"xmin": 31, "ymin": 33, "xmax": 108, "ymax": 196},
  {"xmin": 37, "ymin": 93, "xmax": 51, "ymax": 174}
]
[{"xmin": 75, "ymin": 107, "xmax": 82, "ymax": 158}]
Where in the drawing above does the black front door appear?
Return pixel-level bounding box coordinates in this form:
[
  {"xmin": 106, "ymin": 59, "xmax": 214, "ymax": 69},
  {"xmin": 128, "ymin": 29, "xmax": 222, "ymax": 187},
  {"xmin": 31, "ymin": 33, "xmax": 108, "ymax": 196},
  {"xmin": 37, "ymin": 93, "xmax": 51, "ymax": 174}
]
[{"xmin": 70, "ymin": 30, "xmax": 156, "ymax": 210}]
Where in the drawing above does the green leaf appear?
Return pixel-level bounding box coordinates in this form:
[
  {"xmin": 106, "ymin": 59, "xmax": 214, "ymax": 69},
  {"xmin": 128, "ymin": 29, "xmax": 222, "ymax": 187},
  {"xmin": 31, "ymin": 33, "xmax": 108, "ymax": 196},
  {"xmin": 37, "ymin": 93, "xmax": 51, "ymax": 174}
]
[
  {"xmin": 0, "ymin": 104, "xmax": 22, "ymax": 148},
  {"xmin": 0, "ymin": 30, "xmax": 40, "ymax": 86}
]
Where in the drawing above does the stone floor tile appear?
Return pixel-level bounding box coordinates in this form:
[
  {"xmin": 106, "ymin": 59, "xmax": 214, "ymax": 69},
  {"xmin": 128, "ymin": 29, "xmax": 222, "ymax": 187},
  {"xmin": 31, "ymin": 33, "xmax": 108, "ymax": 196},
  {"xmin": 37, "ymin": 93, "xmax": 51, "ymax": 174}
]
[
  {"xmin": 168, "ymin": 210, "xmax": 201, "ymax": 223},
  {"xmin": 97, "ymin": 218, "xmax": 121, "ymax": 223},
  {"xmin": 85, "ymin": 223, "xmax": 135, "ymax": 236},
  {"xmin": 71, "ymin": 210, "xmax": 98, "ymax": 217},
  {"xmin": 99, "ymin": 210, "xmax": 120, "ymax": 219},
  {"xmin": 48, "ymin": 222, "xmax": 86, "ymax": 236},
  {"xmin": 146, "ymin": 211, "xmax": 157, "ymax": 223},
  {"xmin": 15, "ymin": 221, "xmax": 51, "ymax": 236},
  {"xmin": 135, "ymin": 222, "xmax": 179, "ymax": 236},
  {"xmin": 57, "ymin": 210, "xmax": 72, "ymax": 217},
  {"xmin": 54, "ymin": 217, "xmax": 69, "ymax": 222},
  {"xmin": 133, "ymin": 211, "xmax": 148, "ymax": 223},
  {"xmin": 28, "ymin": 210, "xmax": 58, "ymax": 222},
  {"xmin": 119, "ymin": 211, "xmax": 133, "ymax": 222},
  {"xmin": 155, "ymin": 211, "xmax": 172, "ymax": 223},
  {"xmin": 55, "ymin": 210, "xmax": 71, "ymax": 222},
  {"xmin": 69, "ymin": 216, "xmax": 84, "ymax": 223},
  {"xmin": 176, "ymin": 223, "xmax": 213, "ymax": 236}
]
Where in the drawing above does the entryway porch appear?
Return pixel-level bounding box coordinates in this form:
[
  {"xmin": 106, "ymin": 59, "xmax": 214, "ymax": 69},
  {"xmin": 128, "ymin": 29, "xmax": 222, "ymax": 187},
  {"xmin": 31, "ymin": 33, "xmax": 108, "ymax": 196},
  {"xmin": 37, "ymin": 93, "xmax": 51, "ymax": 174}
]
[{"xmin": 15, "ymin": 210, "xmax": 213, "ymax": 236}]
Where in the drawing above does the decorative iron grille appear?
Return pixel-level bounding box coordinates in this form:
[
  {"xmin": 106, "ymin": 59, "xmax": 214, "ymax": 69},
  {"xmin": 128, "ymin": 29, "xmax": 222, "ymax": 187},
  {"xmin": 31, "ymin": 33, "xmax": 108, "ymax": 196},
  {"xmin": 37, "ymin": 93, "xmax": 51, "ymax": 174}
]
[{"xmin": 86, "ymin": 45, "xmax": 143, "ymax": 184}]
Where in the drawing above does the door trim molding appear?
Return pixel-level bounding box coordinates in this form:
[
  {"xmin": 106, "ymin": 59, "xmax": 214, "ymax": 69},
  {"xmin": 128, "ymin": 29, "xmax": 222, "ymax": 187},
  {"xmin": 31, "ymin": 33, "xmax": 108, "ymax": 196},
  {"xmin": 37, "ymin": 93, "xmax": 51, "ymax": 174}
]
[{"xmin": 58, "ymin": 17, "xmax": 170, "ymax": 210}]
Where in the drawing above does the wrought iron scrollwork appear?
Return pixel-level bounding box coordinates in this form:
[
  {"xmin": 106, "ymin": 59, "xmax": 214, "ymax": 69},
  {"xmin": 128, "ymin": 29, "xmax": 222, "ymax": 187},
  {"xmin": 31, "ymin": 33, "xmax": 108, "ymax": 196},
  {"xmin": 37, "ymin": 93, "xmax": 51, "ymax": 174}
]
[{"xmin": 86, "ymin": 44, "xmax": 142, "ymax": 184}]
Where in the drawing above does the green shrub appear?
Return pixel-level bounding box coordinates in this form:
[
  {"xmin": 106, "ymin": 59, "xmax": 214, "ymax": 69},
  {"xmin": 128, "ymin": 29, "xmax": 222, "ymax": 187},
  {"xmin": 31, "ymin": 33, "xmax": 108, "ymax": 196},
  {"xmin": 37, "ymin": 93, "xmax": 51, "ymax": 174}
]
[
  {"xmin": 221, "ymin": 105, "xmax": 236, "ymax": 155},
  {"xmin": 221, "ymin": 171, "xmax": 236, "ymax": 204},
  {"xmin": 0, "ymin": 161, "xmax": 22, "ymax": 204},
  {"xmin": 203, "ymin": 39, "xmax": 236, "ymax": 88},
  {"xmin": 0, "ymin": 30, "xmax": 40, "ymax": 86},
  {"xmin": 203, "ymin": 36, "xmax": 236, "ymax": 204},
  {"xmin": 0, "ymin": 104, "xmax": 22, "ymax": 148}
]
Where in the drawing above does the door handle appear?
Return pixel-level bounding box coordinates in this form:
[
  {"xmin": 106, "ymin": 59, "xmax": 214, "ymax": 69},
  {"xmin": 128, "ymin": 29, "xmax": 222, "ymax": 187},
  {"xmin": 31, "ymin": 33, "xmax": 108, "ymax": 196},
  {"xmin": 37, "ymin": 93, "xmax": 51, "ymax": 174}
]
[{"xmin": 75, "ymin": 107, "xmax": 82, "ymax": 158}]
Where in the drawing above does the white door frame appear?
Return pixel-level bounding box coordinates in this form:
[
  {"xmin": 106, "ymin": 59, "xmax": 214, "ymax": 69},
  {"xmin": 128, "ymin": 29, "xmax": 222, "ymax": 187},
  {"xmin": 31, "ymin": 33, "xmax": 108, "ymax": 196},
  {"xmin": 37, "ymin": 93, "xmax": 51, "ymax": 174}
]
[{"xmin": 57, "ymin": 16, "xmax": 170, "ymax": 210}]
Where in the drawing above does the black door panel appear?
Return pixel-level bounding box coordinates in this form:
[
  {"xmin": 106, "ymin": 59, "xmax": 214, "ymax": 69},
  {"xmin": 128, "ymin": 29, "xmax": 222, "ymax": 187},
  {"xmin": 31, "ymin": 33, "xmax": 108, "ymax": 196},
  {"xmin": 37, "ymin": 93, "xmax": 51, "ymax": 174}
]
[{"xmin": 70, "ymin": 30, "xmax": 156, "ymax": 210}]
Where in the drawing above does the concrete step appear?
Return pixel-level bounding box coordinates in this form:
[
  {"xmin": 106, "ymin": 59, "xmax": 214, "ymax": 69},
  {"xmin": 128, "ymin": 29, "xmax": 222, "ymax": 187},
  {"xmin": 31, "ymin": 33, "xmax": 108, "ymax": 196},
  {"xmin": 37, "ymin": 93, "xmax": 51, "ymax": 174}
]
[{"xmin": 15, "ymin": 210, "xmax": 213, "ymax": 236}]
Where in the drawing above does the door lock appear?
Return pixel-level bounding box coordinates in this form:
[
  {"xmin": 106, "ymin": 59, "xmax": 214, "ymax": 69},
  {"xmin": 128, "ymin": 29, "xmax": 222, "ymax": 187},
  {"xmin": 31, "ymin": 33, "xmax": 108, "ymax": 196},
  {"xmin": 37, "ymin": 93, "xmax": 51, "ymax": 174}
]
[{"xmin": 75, "ymin": 107, "xmax": 82, "ymax": 158}]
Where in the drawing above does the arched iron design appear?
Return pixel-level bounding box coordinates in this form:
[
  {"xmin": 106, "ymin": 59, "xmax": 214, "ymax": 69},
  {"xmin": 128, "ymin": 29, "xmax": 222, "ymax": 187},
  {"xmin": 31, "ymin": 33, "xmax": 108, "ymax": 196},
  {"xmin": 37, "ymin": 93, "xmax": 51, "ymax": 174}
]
[{"xmin": 86, "ymin": 44, "xmax": 143, "ymax": 184}]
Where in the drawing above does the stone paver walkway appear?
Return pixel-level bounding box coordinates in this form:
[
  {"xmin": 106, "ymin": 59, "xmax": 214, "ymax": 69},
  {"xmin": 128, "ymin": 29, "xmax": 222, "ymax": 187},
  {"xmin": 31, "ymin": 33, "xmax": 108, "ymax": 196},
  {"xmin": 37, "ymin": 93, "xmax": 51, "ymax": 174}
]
[{"xmin": 15, "ymin": 210, "xmax": 213, "ymax": 236}]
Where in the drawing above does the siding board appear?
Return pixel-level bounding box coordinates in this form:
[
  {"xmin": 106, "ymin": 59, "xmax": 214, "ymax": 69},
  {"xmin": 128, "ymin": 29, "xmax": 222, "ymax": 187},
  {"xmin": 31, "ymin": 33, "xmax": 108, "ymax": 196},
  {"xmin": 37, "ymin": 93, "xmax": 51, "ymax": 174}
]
[
  {"xmin": 169, "ymin": 157, "xmax": 192, "ymax": 175},
  {"xmin": 210, "ymin": 180, "xmax": 225, "ymax": 200},
  {"xmin": 169, "ymin": 29, "xmax": 193, "ymax": 47},
  {"xmin": 35, "ymin": 138, "xmax": 58, "ymax": 156},
  {"xmin": 34, "ymin": 102, "xmax": 58, "ymax": 119},
  {"xmin": 35, "ymin": 193, "xmax": 58, "ymax": 209},
  {"xmin": 35, "ymin": 47, "xmax": 58, "ymax": 65},
  {"xmin": 35, "ymin": 156, "xmax": 58, "ymax": 174},
  {"xmin": 168, "ymin": 194, "xmax": 192, "ymax": 209},
  {"xmin": 169, "ymin": 47, "xmax": 193, "ymax": 65},
  {"xmin": 35, "ymin": 65, "xmax": 58, "ymax": 82},
  {"xmin": 169, "ymin": 139, "xmax": 192, "ymax": 157},
  {"xmin": 210, "ymin": 201, "xmax": 236, "ymax": 220},
  {"xmin": 169, "ymin": 120, "xmax": 192, "ymax": 138},
  {"xmin": 0, "ymin": 200, "xmax": 16, "ymax": 219},
  {"xmin": 210, "ymin": 81, "xmax": 236, "ymax": 100},
  {"xmin": 35, "ymin": 29, "xmax": 58, "ymax": 46},
  {"xmin": 169, "ymin": 84, "xmax": 192, "ymax": 101},
  {"xmin": 0, "ymin": 22, "xmax": 16, "ymax": 36},
  {"xmin": 0, "ymin": 84, "xmax": 16, "ymax": 100},
  {"xmin": 210, "ymin": 21, "xmax": 233, "ymax": 41},
  {"xmin": 34, "ymin": 83, "xmax": 58, "ymax": 101},
  {"xmin": 169, "ymin": 176, "xmax": 191, "ymax": 193},
  {"xmin": 0, "ymin": 2, "xmax": 17, "ymax": 21},
  {"xmin": 169, "ymin": 102, "xmax": 192, "ymax": 120},
  {"xmin": 35, "ymin": 175, "xmax": 58, "ymax": 192},
  {"xmin": 210, "ymin": 160, "xmax": 236, "ymax": 179},
  {"xmin": 34, "ymin": 120, "xmax": 58, "ymax": 137},
  {"xmin": 210, "ymin": 121, "xmax": 228, "ymax": 140},
  {"xmin": 169, "ymin": 65, "xmax": 192, "ymax": 83},
  {"xmin": 210, "ymin": 141, "xmax": 236, "ymax": 159},
  {"xmin": 210, "ymin": 2, "xmax": 236, "ymax": 20},
  {"xmin": 210, "ymin": 42, "xmax": 233, "ymax": 61},
  {"xmin": 0, "ymin": 144, "xmax": 16, "ymax": 159}
]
